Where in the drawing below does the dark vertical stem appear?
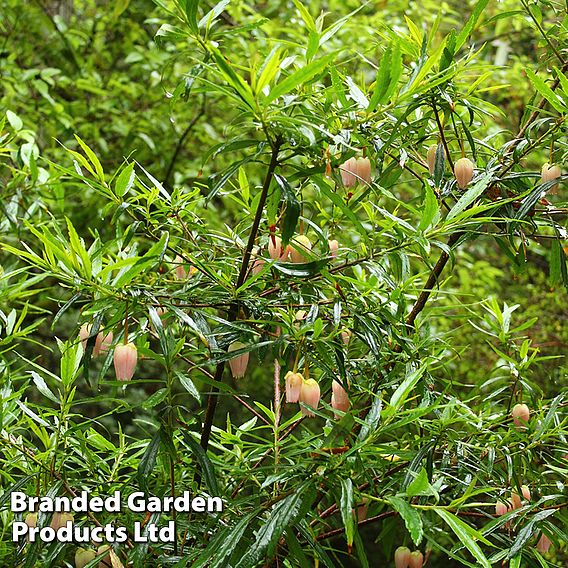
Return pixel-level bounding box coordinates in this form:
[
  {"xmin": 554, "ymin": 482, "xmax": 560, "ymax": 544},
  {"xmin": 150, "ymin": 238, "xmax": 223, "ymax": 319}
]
[{"xmin": 199, "ymin": 137, "xmax": 282, "ymax": 453}]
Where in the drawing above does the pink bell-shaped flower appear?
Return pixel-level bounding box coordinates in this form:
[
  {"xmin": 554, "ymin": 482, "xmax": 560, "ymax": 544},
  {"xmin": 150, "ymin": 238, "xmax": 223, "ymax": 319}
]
[
  {"xmin": 228, "ymin": 342, "xmax": 249, "ymax": 378},
  {"xmin": 540, "ymin": 162, "xmax": 561, "ymax": 194},
  {"xmin": 285, "ymin": 371, "xmax": 303, "ymax": 403},
  {"xmin": 328, "ymin": 239, "xmax": 339, "ymax": 259},
  {"xmin": 94, "ymin": 330, "xmax": 113, "ymax": 357},
  {"xmin": 512, "ymin": 403, "xmax": 530, "ymax": 430},
  {"xmin": 536, "ymin": 533, "xmax": 552, "ymax": 554},
  {"xmin": 113, "ymin": 343, "xmax": 138, "ymax": 381},
  {"xmin": 75, "ymin": 548, "xmax": 97, "ymax": 568},
  {"xmin": 453, "ymin": 157, "xmax": 474, "ymax": 189},
  {"xmin": 331, "ymin": 379, "xmax": 350, "ymax": 419},
  {"xmin": 409, "ymin": 551, "xmax": 424, "ymax": 568},
  {"xmin": 427, "ymin": 144, "xmax": 438, "ymax": 176},
  {"xmin": 299, "ymin": 378, "xmax": 320, "ymax": 417},
  {"xmin": 289, "ymin": 235, "xmax": 312, "ymax": 263},
  {"xmin": 394, "ymin": 546, "xmax": 411, "ymax": 568},
  {"xmin": 268, "ymin": 235, "xmax": 288, "ymax": 260}
]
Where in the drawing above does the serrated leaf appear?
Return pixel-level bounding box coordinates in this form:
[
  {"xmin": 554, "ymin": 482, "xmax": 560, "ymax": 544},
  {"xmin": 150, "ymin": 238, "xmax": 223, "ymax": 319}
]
[{"xmin": 389, "ymin": 497, "xmax": 423, "ymax": 546}]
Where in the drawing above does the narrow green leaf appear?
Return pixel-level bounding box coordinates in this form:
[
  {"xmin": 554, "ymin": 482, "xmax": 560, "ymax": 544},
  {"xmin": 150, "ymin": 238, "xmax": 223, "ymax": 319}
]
[
  {"xmin": 525, "ymin": 67, "xmax": 566, "ymax": 114},
  {"xmin": 265, "ymin": 53, "xmax": 335, "ymax": 104},
  {"xmin": 115, "ymin": 163, "xmax": 135, "ymax": 197},
  {"xmin": 390, "ymin": 365, "xmax": 425, "ymax": 410},
  {"xmin": 184, "ymin": 433, "xmax": 219, "ymax": 495},
  {"xmin": 74, "ymin": 135, "xmax": 105, "ymax": 182},
  {"xmin": 434, "ymin": 508, "xmax": 492, "ymax": 568},
  {"xmin": 274, "ymin": 174, "xmax": 300, "ymax": 245},
  {"xmin": 446, "ymin": 171, "xmax": 492, "ymax": 221},
  {"xmin": 339, "ymin": 478, "xmax": 355, "ymax": 547},
  {"xmin": 455, "ymin": 0, "xmax": 490, "ymax": 51}
]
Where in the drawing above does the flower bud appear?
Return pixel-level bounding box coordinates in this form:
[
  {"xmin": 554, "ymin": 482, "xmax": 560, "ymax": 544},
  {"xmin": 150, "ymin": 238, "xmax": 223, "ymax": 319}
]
[
  {"xmin": 354, "ymin": 497, "xmax": 369, "ymax": 522},
  {"xmin": 394, "ymin": 546, "xmax": 411, "ymax": 568},
  {"xmin": 228, "ymin": 342, "xmax": 249, "ymax": 379},
  {"xmin": 97, "ymin": 545, "xmax": 112, "ymax": 568},
  {"xmin": 540, "ymin": 162, "xmax": 561, "ymax": 194},
  {"xmin": 355, "ymin": 157, "xmax": 372, "ymax": 185},
  {"xmin": 75, "ymin": 548, "xmax": 96, "ymax": 568},
  {"xmin": 174, "ymin": 255, "xmax": 188, "ymax": 280},
  {"xmin": 113, "ymin": 343, "xmax": 138, "ymax": 381},
  {"xmin": 94, "ymin": 330, "xmax": 113, "ymax": 358},
  {"xmin": 454, "ymin": 157, "xmax": 475, "ymax": 189},
  {"xmin": 25, "ymin": 512, "xmax": 37, "ymax": 529},
  {"xmin": 50, "ymin": 512, "xmax": 73, "ymax": 531},
  {"xmin": 299, "ymin": 378, "xmax": 320, "ymax": 417},
  {"xmin": 340, "ymin": 157, "xmax": 372, "ymax": 187},
  {"xmin": 427, "ymin": 144, "xmax": 438, "ymax": 176},
  {"xmin": 331, "ymin": 380, "xmax": 350, "ymax": 418},
  {"xmin": 289, "ymin": 235, "xmax": 311, "ymax": 263},
  {"xmin": 328, "ymin": 239, "xmax": 339, "ymax": 259},
  {"xmin": 251, "ymin": 246, "xmax": 265, "ymax": 275},
  {"xmin": 511, "ymin": 492, "xmax": 522, "ymax": 510},
  {"xmin": 536, "ymin": 532, "xmax": 552, "ymax": 554},
  {"xmin": 285, "ymin": 371, "xmax": 303, "ymax": 403},
  {"xmin": 340, "ymin": 329, "xmax": 352, "ymax": 345},
  {"xmin": 268, "ymin": 236, "xmax": 288, "ymax": 261},
  {"xmin": 409, "ymin": 551, "xmax": 424, "ymax": 568},
  {"xmin": 408, "ymin": 550, "xmax": 424, "ymax": 568},
  {"xmin": 495, "ymin": 501, "xmax": 508, "ymax": 516},
  {"xmin": 79, "ymin": 323, "xmax": 91, "ymax": 351},
  {"xmin": 521, "ymin": 485, "xmax": 531, "ymax": 501},
  {"xmin": 512, "ymin": 403, "xmax": 530, "ymax": 430},
  {"xmin": 340, "ymin": 157, "xmax": 358, "ymax": 188}
]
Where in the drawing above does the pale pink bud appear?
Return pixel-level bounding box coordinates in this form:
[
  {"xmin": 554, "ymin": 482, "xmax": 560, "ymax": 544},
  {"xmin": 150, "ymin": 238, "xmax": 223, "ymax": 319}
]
[
  {"xmin": 512, "ymin": 403, "xmax": 530, "ymax": 430},
  {"xmin": 252, "ymin": 258, "xmax": 265, "ymax": 274},
  {"xmin": 174, "ymin": 255, "xmax": 188, "ymax": 280},
  {"xmin": 355, "ymin": 157, "xmax": 372, "ymax": 185},
  {"xmin": 289, "ymin": 235, "xmax": 311, "ymax": 263},
  {"xmin": 340, "ymin": 157, "xmax": 358, "ymax": 188},
  {"xmin": 328, "ymin": 239, "xmax": 339, "ymax": 259},
  {"xmin": 50, "ymin": 512, "xmax": 73, "ymax": 531},
  {"xmin": 97, "ymin": 545, "xmax": 112, "ymax": 568},
  {"xmin": 295, "ymin": 309, "xmax": 308, "ymax": 321},
  {"xmin": 353, "ymin": 497, "xmax": 369, "ymax": 522},
  {"xmin": 228, "ymin": 342, "xmax": 249, "ymax": 379},
  {"xmin": 495, "ymin": 501, "xmax": 508, "ymax": 516},
  {"xmin": 113, "ymin": 343, "xmax": 138, "ymax": 381},
  {"xmin": 24, "ymin": 513, "xmax": 37, "ymax": 529},
  {"xmin": 94, "ymin": 330, "xmax": 113, "ymax": 357},
  {"xmin": 251, "ymin": 246, "xmax": 265, "ymax": 275},
  {"xmin": 268, "ymin": 236, "xmax": 288, "ymax": 260},
  {"xmin": 540, "ymin": 162, "xmax": 561, "ymax": 194},
  {"xmin": 521, "ymin": 485, "xmax": 531, "ymax": 501},
  {"xmin": 331, "ymin": 380, "xmax": 350, "ymax": 418},
  {"xmin": 341, "ymin": 329, "xmax": 352, "ymax": 345},
  {"xmin": 299, "ymin": 378, "xmax": 320, "ymax": 417},
  {"xmin": 409, "ymin": 551, "xmax": 424, "ymax": 568},
  {"xmin": 427, "ymin": 144, "xmax": 438, "ymax": 176},
  {"xmin": 394, "ymin": 546, "xmax": 411, "ymax": 568},
  {"xmin": 536, "ymin": 533, "xmax": 552, "ymax": 554},
  {"xmin": 75, "ymin": 548, "xmax": 96, "ymax": 568},
  {"xmin": 454, "ymin": 157, "xmax": 475, "ymax": 189},
  {"xmin": 285, "ymin": 371, "xmax": 303, "ymax": 403},
  {"xmin": 79, "ymin": 323, "xmax": 91, "ymax": 351},
  {"xmin": 511, "ymin": 492, "xmax": 522, "ymax": 510}
]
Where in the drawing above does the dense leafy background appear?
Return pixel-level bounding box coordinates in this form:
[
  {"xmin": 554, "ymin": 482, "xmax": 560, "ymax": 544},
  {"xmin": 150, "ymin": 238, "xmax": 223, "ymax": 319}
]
[{"xmin": 1, "ymin": 0, "xmax": 567, "ymax": 566}]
